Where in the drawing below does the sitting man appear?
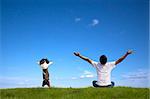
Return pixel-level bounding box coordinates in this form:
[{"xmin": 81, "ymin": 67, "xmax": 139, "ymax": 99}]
[{"xmin": 74, "ymin": 50, "xmax": 133, "ymax": 87}]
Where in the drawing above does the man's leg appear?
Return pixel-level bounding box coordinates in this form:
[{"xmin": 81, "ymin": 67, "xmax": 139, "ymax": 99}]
[
  {"xmin": 107, "ymin": 81, "xmax": 115, "ymax": 88},
  {"xmin": 111, "ymin": 81, "xmax": 115, "ymax": 87},
  {"xmin": 92, "ymin": 80, "xmax": 100, "ymax": 87},
  {"xmin": 93, "ymin": 81, "xmax": 115, "ymax": 88}
]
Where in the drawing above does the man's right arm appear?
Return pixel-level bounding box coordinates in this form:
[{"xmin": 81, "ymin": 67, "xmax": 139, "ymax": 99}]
[{"xmin": 74, "ymin": 52, "xmax": 92, "ymax": 64}]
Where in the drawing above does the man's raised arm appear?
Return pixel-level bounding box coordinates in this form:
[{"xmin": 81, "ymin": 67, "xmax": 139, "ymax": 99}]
[
  {"xmin": 74, "ymin": 52, "xmax": 92, "ymax": 64},
  {"xmin": 115, "ymin": 50, "xmax": 133, "ymax": 65}
]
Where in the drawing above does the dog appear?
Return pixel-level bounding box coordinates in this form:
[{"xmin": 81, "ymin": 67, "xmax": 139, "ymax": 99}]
[{"xmin": 38, "ymin": 58, "xmax": 53, "ymax": 88}]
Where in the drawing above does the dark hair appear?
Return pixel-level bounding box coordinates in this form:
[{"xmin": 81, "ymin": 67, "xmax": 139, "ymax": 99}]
[
  {"xmin": 99, "ymin": 55, "xmax": 107, "ymax": 65},
  {"xmin": 39, "ymin": 58, "xmax": 49, "ymax": 65}
]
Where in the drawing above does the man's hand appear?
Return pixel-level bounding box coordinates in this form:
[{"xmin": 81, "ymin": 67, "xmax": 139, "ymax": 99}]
[
  {"xmin": 127, "ymin": 50, "xmax": 133, "ymax": 55},
  {"xmin": 74, "ymin": 52, "xmax": 80, "ymax": 56}
]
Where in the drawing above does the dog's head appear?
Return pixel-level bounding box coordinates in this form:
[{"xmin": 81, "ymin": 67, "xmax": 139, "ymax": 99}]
[{"xmin": 39, "ymin": 58, "xmax": 50, "ymax": 65}]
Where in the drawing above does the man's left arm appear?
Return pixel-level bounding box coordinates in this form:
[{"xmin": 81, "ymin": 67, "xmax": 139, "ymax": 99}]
[{"xmin": 115, "ymin": 50, "xmax": 133, "ymax": 65}]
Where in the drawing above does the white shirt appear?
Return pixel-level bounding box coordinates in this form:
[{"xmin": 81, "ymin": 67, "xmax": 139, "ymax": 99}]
[
  {"xmin": 38, "ymin": 61, "xmax": 53, "ymax": 69},
  {"xmin": 91, "ymin": 61, "xmax": 116, "ymax": 86}
]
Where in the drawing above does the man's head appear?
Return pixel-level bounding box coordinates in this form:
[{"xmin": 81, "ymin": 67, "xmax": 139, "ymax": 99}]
[
  {"xmin": 99, "ymin": 55, "xmax": 107, "ymax": 65},
  {"xmin": 39, "ymin": 58, "xmax": 49, "ymax": 65}
]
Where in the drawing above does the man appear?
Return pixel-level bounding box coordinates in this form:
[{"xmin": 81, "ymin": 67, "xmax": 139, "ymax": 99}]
[
  {"xmin": 74, "ymin": 50, "xmax": 133, "ymax": 88},
  {"xmin": 37, "ymin": 58, "xmax": 53, "ymax": 88}
]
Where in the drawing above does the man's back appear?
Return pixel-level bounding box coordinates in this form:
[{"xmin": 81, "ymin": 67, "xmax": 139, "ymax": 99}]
[{"xmin": 91, "ymin": 61, "xmax": 116, "ymax": 86}]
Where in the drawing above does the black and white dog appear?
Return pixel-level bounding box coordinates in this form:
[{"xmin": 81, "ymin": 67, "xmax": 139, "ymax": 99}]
[{"xmin": 37, "ymin": 58, "xmax": 53, "ymax": 88}]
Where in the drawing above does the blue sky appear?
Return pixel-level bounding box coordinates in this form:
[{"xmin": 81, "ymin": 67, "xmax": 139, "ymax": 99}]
[{"xmin": 1, "ymin": 0, "xmax": 149, "ymax": 88}]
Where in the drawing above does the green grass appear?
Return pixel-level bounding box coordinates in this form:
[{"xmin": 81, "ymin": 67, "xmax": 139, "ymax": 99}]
[{"xmin": 0, "ymin": 87, "xmax": 149, "ymax": 99}]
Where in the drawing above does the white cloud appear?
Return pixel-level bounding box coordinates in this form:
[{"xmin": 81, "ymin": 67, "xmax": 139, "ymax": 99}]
[
  {"xmin": 0, "ymin": 77, "xmax": 41, "ymax": 88},
  {"xmin": 70, "ymin": 70, "xmax": 95, "ymax": 79},
  {"xmin": 121, "ymin": 69, "xmax": 149, "ymax": 80},
  {"xmin": 85, "ymin": 74, "xmax": 94, "ymax": 78},
  {"xmin": 109, "ymin": 69, "xmax": 149, "ymax": 88},
  {"xmin": 75, "ymin": 18, "xmax": 99, "ymax": 27},
  {"xmin": 90, "ymin": 19, "xmax": 99, "ymax": 26},
  {"xmin": 80, "ymin": 70, "xmax": 95, "ymax": 79},
  {"xmin": 83, "ymin": 70, "xmax": 92, "ymax": 75},
  {"xmin": 71, "ymin": 77, "xmax": 77, "ymax": 80},
  {"xmin": 80, "ymin": 75, "xmax": 85, "ymax": 79},
  {"xmin": 75, "ymin": 18, "xmax": 81, "ymax": 22},
  {"xmin": 80, "ymin": 74, "xmax": 94, "ymax": 79}
]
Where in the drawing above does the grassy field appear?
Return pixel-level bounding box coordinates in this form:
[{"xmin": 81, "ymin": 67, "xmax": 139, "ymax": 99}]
[{"xmin": 0, "ymin": 87, "xmax": 149, "ymax": 99}]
